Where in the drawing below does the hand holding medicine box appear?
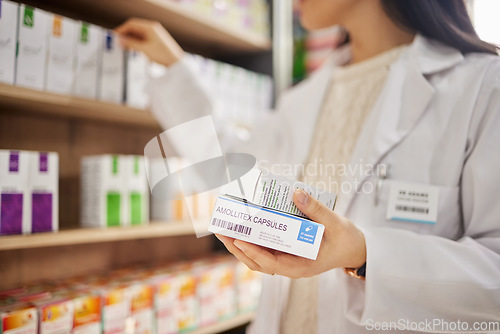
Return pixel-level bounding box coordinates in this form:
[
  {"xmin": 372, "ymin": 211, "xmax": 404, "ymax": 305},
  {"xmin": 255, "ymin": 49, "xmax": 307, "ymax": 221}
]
[{"xmin": 209, "ymin": 169, "xmax": 336, "ymax": 260}]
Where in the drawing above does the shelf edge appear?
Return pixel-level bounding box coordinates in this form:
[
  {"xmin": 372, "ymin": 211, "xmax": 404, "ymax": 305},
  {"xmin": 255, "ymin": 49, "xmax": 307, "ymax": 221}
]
[{"xmin": 0, "ymin": 223, "xmax": 198, "ymax": 251}]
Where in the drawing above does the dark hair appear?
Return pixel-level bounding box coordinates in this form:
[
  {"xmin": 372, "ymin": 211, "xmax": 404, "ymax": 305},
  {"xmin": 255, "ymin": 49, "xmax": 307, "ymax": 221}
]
[{"xmin": 381, "ymin": 0, "xmax": 498, "ymax": 55}]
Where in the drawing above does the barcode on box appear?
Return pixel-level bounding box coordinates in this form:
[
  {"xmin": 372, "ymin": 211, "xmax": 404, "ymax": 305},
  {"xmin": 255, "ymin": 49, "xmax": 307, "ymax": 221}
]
[
  {"xmin": 211, "ymin": 218, "xmax": 252, "ymax": 236},
  {"xmin": 395, "ymin": 205, "xmax": 429, "ymax": 214}
]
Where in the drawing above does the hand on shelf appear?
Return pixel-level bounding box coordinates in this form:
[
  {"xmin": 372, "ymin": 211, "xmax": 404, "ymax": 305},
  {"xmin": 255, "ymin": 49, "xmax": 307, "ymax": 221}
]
[{"xmin": 115, "ymin": 18, "xmax": 185, "ymax": 67}]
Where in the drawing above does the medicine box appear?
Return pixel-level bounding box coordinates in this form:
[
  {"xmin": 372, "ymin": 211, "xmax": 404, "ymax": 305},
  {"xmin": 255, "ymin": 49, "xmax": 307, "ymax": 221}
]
[
  {"xmin": 148, "ymin": 157, "xmax": 216, "ymax": 222},
  {"xmin": 209, "ymin": 195, "xmax": 326, "ymax": 260},
  {"xmin": 0, "ymin": 150, "xmax": 30, "ymax": 235},
  {"xmin": 210, "ymin": 258, "xmax": 237, "ymax": 321},
  {"xmin": 176, "ymin": 269, "xmax": 199, "ymax": 332},
  {"xmin": 16, "ymin": 5, "xmax": 49, "ymax": 90},
  {"xmin": 195, "ymin": 262, "xmax": 220, "ymax": 327},
  {"xmin": 126, "ymin": 51, "xmax": 150, "ymax": 109},
  {"xmin": 235, "ymin": 261, "xmax": 261, "ymax": 312},
  {"xmin": 221, "ymin": 168, "xmax": 336, "ymax": 215},
  {"xmin": 151, "ymin": 272, "xmax": 180, "ymax": 334},
  {"xmin": 81, "ymin": 155, "xmax": 127, "ymax": 227},
  {"xmin": 98, "ymin": 31, "xmax": 124, "ymax": 104},
  {"xmin": 73, "ymin": 22, "xmax": 103, "ymax": 99},
  {"xmin": 45, "ymin": 14, "xmax": 76, "ymax": 94},
  {"xmin": 0, "ymin": 0, "xmax": 19, "ymax": 84},
  {"xmin": 0, "ymin": 301, "xmax": 38, "ymax": 334},
  {"xmin": 98, "ymin": 284, "xmax": 131, "ymax": 334},
  {"xmin": 71, "ymin": 292, "xmax": 102, "ymax": 334},
  {"xmin": 128, "ymin": 282, "xmax": 154, "ymax": 334},
  {"xmin": 28, "ymin": 152, "xmax": 59, "ymax": 233},
  {"xmin": 148, "ymin": 157, "xmax": 189, "ymax": 221},
  {"xmin": 31, "ymin": 295, "xmax": 75, "ymax": 334}
]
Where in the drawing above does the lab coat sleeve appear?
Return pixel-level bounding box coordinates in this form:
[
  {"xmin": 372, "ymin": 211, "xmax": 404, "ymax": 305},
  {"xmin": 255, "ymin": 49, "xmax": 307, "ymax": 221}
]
[
  {"xmin": 351, "ymin": 60, "xmax": 500, "ymax": 327},
  {"xmin": 147, "ymin": 58, "xmax": 294, "ymax": 166}
]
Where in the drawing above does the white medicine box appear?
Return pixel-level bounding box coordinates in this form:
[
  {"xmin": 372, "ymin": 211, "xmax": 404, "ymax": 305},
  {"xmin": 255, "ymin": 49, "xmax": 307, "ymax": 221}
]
[
  {"xmin": 98, "ymin": 31, "xmax": 124, "ymax": 104},
  {"xmin": 73, "ymin": 22, "xmax": 103, "ymax": 99},
  {"xmin": 45, "ymin": 14, "xmax": 77, "ymax": 94},
  {"xmin": 81, "ymin": 155, "xmax": 127, "ymax": 227},
  {"xmin": 16, "ymin": 5, "xmax": 49, "ymax": 90},
  {"xmin": 0, "ymin": 0, "xmax": 19, "ymax": 84},
  {"xmin": 126, "ymin": 51, "xmax": 150, "ymax": 109}
]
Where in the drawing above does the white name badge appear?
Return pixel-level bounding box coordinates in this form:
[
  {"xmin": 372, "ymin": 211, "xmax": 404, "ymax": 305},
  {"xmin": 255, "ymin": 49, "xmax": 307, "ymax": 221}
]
[{"xmin": 386, "ymin": 182, "xmax": 439, "ymax": 224}]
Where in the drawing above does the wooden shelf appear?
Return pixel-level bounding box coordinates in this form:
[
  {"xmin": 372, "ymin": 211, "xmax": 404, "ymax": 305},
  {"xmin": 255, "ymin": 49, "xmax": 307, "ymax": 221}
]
[
  {"xmin": 191, "ymin": 312, "xmax": 254, "ymax": 334},
  {"xmin": 22, "ymin": 0, "xmax": 271, "ymax": 56},
  {"xmin": 0, "ymin": 84, "xmax": 159, "ymax": 128},
  {"xmin": 0, "ymin": 222, "xmax": 197, "ymax": 251}
]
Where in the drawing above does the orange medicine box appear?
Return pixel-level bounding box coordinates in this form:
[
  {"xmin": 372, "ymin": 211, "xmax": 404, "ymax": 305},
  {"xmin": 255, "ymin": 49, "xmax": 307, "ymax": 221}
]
[
  {"xmin": 71, "ymin": 292, "xmax": 102, "ymax": 334},
  {"xmin": 0, "ymin": 301, "xmax": 38, "ymax": 334},
  {"xmin": 128, "ymin": 282, "xmax": 154, "ymax": 334},
  {"xmin": 30, "ymin": 295, "xmax": 75, "ymax": 334},
  {"xmin": 150, "ymin": 271, "xmax": 181, "ymax": 334},
  {"xmin": 87, "ymin": 281, "xmax": 130, "ymax": 334}
]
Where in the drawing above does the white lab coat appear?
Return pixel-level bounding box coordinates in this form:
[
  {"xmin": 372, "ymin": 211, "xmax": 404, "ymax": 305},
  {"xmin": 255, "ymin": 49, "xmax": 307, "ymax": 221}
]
[{"xmin": 149, "ymin": 34, "xmax": 500, "ymax": 333}]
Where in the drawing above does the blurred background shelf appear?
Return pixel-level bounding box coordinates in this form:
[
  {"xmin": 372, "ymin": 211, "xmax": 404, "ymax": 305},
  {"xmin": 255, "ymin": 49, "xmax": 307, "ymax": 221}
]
[
  {"xmin": 0, "ymin": 84, "xmax": 160, "ymax": 128},
  {"xmin": 191, "ymin": 312, "xmax": 255, "ymax": 334},
  {"xmin": 19, "ymin": 0, "xmax": 271, "ymax": 56},
  {"xmin": 0, "ymin": 222, "xmax": 198, "ymax": 251}
]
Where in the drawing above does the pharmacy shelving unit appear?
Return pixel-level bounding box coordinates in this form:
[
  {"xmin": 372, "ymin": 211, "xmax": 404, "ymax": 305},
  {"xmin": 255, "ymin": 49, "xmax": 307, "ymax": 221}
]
[
  {"xmin": 20, "ymin": 0, "xmax": 271, "ymax": 56},
  {"xmin": 1, "ymin": 0, "xmax": 271, "ymax": 332}
]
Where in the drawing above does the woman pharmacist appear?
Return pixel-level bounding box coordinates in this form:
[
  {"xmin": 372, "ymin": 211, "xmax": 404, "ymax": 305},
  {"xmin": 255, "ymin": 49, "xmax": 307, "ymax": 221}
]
[{"xmin": 117, "ymin": 0, "xmax": 500, "ymax": 332}]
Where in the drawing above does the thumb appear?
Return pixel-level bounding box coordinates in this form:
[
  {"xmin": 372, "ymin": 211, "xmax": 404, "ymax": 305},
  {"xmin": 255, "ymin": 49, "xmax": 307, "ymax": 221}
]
[{"xmin": 293, "ymin": 189, "xmax": 335, "ymax": 225}]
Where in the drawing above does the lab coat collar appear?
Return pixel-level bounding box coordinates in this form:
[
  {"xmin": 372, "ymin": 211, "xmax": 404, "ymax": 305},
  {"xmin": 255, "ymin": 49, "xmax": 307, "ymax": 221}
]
[
  {"xmin": 410, "ymin": 34, "xmax": 464, "ymax": 75},
  {"xmin": 335, "ymin": 34, "xmax": 464, "ymax": 215}
]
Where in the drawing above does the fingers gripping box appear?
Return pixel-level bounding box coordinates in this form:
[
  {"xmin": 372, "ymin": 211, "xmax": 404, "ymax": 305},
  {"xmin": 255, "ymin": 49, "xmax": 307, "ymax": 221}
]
[{"xmin": 209, "ymin": 169, "xmax": 336, "ymax": 260}]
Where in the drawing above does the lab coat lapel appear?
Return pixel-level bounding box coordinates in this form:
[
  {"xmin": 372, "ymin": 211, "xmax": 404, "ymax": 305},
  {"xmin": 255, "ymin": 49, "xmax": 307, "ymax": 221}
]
[
  {"xmin": 336, "ymin": 35, "xmax": 464, "ymax": 215},
  {"xmin": 336, "ymin": 40, "xmax": 438, "ymax": 215}
]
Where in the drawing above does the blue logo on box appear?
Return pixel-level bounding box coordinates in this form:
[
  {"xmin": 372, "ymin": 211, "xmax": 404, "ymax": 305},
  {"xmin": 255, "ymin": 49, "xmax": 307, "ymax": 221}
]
[{"xmin": 297, "ymin": 221, "xmax": 318, "ymax": 244}]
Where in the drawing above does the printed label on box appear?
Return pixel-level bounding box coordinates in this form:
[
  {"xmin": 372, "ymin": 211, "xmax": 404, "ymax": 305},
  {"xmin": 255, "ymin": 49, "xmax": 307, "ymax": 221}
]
[
  {"xmin": 1, "ymin": 307, "xmax": 38, "ymax": 334},
  {"xmin": 73, "ymin": 295, "xmax": 101, "ymax": 333},
  {"xmin": 297, "ymin": 220, "xmax": 318, "ymax": 244},
  {"xmin": 1, "ymin": 193, "xmax": 23, "ymax": 235},
  {"xmin": 39, "ymin": 153, "xmax": 48, "ymax": 172},
  {"xmin": 9, "ymin": 152, "xmax": 19, "ymax": 172},
  {"xmin": 106, "ymin": 192, "xmax": 121, "ymax": 227},
  {"xmin": 40, "ymin": 301, "xmax": 74, "ymax": 334},
  {"xmin": 31, "ymin": 193, "xmax": 52, "ymax": 233},
  {"xmin": 23, "ymin": 6, "xmax": 34, "ymax": 28},
  {"xmin": 130, "ymin": 193, "xmax": 142, "ymax": 225}
]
